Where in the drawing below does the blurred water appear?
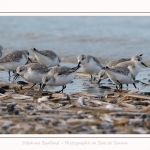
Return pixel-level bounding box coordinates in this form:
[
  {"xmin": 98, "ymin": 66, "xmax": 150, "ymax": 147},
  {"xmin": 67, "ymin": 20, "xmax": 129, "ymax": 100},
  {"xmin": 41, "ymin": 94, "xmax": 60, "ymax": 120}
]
[{"xmin": 0, "ymin": 16, "xmax": 150, "ymax": 65}]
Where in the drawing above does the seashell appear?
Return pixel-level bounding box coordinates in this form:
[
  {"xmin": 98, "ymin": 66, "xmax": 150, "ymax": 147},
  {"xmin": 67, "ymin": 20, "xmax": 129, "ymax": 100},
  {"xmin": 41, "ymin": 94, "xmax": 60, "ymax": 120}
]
[
  {"xmin": 77, "ymin": 110, "xmax": 85, "ymax": 115},
  {"xmin": 0, "ymin": 94, "xmax": 11, "ymax": 100},
  {"xmin": 40, "ymin": 103, "xmax": 52, "ymax": 110},
  {"xmin": 76, "ymin": 97, "xmax": 86, "ymax": 107},
  {"xmin": 12, "ymin": 94, "xmax": 31, "ymax": 100},
  {"xmin": 106, "ymin": 104, "xmax": 115, "ymax": 110},
  {"xmin": 37, "ymin": 96, "xmax": 49, "ymax": 103}
]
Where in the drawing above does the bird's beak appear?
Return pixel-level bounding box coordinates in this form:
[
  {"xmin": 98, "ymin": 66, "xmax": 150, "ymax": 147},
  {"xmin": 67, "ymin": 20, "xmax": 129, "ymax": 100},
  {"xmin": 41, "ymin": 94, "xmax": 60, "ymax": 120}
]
[
  {"xmin": 28, "ymin": 57, "xmax": 32, "ymax": 62},
  {"xmin": 141, "ymin": 62, "xmax": 147, "ymax": 67},
  {"xmin": 41, "ymin": 84, "xmax": 46, "ymax": 91},
  {"xmin": 13, "ymin": 73, "xmax": 20, "ymax": 81},
  {"xmin": 139, "ymin": 54, "xmax": 143, "ymax": 56}
]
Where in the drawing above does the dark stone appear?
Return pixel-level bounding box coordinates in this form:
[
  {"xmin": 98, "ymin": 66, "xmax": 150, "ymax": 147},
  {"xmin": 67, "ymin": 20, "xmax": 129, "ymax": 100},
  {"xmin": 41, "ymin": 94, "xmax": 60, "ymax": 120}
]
[
  {"xmin": 139, "ymin": 114, "xmax": 147, "ymax": 119},
  {"xmin": 143, "ymin": 92, "xmax": 150, "ymax": 96},
  {"xmin": 14, "ymin": 110, "xmax": 19, "ymax": 115},
  {"xmin": 146, "ymin": 117, "xmax": 150, "ymax": 121},
  {"xmin": 137, "ymin": 105, "xmax": 143, "ymax": 109},
  {"xmin": 17, "ymin": 81, "xmax": 28, "ymax": 85},
  {"xmin": 35, "ymin": 117, "xmax": 43, "ymax": 121},
  {"xmin": 24, "ymin": 104, "xmax": 34, "ymax": 110},
  {"xmin": 99, "ymin": 86, "xmax": 111, "ymax": 89},
  {"xmin": 1, "ymin": 85, "xmax": 9, "ymax": 89},
  {"xmin": 0, "ymin": 88, "xmax": 6, "ymax": 94},
  {"xmin": 7, "ymin": 104, "xmax": 15, "ymax": 112},
  {"xmin": 45, "ymin": 120, "xmax": 49, "ymax": 124},
  {"xmin": 129, "ymin": 115, "xmax": 135, "ymax": 119},
  {"xmin": 105, "ymin": 125, "xmax": 114, "ymax": 130}
]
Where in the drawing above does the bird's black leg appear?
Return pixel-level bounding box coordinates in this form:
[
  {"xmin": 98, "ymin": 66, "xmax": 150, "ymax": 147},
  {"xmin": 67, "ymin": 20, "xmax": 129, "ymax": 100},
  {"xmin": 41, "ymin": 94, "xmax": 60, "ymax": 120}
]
[
  {"xmin": 8, "ymin": 70, "xmax": 11, "ymax": 81},
  {"xmin": 39, "ymin": 83, "xmax": 42, "ymax": 90},
  {"xmin": 116, "ymin": 85, "xmax": 118, "ymax": 89},
  {"xmin": 90, "ymin": 75, "xmax": 93, "ymax": 81},
  {"xmin": 117, "ymin": 80, "xmax": 122, "ymax": 89},
  {"xmin": 97, "ymin": 79, "xmax": 101, "ymax": 85},
  {"xmin": 61, "ymin": 85, "xmax": 66, "ymax": 93},
  {"xmin": 55, "ymin": 85, "xmax": 66, "ymax": 93},
  {"xmin": 30, "ymin": 83, "xmax": 36, "ymax": 89},
  {"xmin": 133, "ymin": 83, "xmax": 136, "ymax": 88},
  {"xmin": 126, "ymin": 84, "xmax": 128, "ymax": 89},
  {"xmin": 119, "ymin": 84, "xmax": 122, "ymax": 89}
]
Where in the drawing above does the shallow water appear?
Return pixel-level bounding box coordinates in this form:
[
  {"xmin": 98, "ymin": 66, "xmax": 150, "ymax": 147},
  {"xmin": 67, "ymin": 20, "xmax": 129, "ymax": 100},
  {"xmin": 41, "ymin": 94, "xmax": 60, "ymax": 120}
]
[{"xmin": 0, "ymin": 62, "xmax": 150, "ymax": 94}]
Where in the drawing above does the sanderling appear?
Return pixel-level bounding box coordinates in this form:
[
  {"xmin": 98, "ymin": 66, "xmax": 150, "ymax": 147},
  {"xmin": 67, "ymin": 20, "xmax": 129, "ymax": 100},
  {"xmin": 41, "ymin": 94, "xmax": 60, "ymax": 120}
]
[
  {"xmin": 0, "ymin": 50, "xmax": 31, "ymax": 81},
  {"xmin": 103, "ymin": 66, "xmax": 136, "ymax": 89},
  {"xmin": 14, "ymin": 63, "xmax": 50, "ymax": 89},
  {"xmin": 0, "ymin": 45, "xmax": 3, "ymax": 58},
  {"xmin": 41, "ymin": 64, "xmax": 80, "ymax": 93},
  {"xmin": 77, "ymin": 54, "xmax": 102, "ymax": 81},
  {"xmin": 98, "ymin": 57, "xmax": 131, "ymax": 84},
  {"xmin": 116, "ymin": 54, "xmax": 147, "ymax": 77},
  {"xmin": 31, "ymin": 48, "xmax": 61, "ymax": 67}
]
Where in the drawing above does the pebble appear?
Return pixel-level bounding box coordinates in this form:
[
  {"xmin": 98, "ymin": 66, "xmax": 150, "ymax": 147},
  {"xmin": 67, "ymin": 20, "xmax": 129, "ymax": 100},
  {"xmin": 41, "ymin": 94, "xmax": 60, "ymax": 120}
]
[
  {"xmin": 7, "ymin": 104, "xmax": 15, "ymax": 112},
  {"xmin": 99, "ymin": 86, "xmax": 111, "ymax": 89},
  {"xmin": 77, "ymin": 110, "xmax": 85, "ymax": 115},
  {"xmin": 137, "ymin": 105, "xmax": 143, "ymax": 109},
  {"xmin": 2, "ymin": 121, "xmax": 13, "ymax": 129},
  {"xmin": 1, "ymin": 85, "xmax": 9, "ymax": 89},
  {"xmin": 38, "ymin": 96, "xmax": 49, "ymax": 103},
  {"xmin": 0, "ymin": 88, "xmax": 6, "ymax": 94},
  {"xmin": 17, "ymin": 81, "xmax": 28, "ymax": 85},
  {"xmin": 106, "ymin": 104, "xmax": 115, "ymax": 110},
  {"xmin": 139, "ymin": 114, "xmax": 147, "ymax": 120},
  {"xmin": 14, "ymin": 110, "xmax": 19, "ymax": 115}
]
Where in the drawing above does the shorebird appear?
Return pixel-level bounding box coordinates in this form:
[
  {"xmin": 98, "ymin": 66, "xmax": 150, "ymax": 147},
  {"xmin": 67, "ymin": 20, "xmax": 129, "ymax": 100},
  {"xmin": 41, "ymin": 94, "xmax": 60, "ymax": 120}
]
[
  {"xmin": 98, "ymin": 54, "xmax": 147, "ymax": 87},
  {"xmin": 103, "ymin": 66, "xmax": 136, "ymax": 89},
  {"xmin": 41, "ymin": 65, "xmax": 80, "ymax": 93},
  {"xmin": 31, "ymin": 48, "xmax": 61, "ymax": 67},
  {"xmin": 14, "ymin": 63, "xmax": 50, "ymax": 90},
  {"xmin": 0, "ymin": 50, "xmax": 31, "ymax": 81},
  {"xmin": 98, "ymin": 57, "xmax": 131, "ymax": 84},
  {"xmin": 115, "ymin": 54, "xmax": 147, "ymax": 77},
  {"xmin": 77, "ymin": 54, "xmax": 102, "ymax": 81}
]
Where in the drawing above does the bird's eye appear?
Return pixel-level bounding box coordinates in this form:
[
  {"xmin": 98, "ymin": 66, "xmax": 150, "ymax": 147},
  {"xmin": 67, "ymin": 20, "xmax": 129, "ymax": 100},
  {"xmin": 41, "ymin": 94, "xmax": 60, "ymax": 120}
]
[
  {"xmin": 45, "ymin": 79, "xmax": 48, "ymax": 82},
  {"xmin": 101, "ymin": 75, "xmax": 103, "ymax": 78},
  {"xmin": 138, "ymin": 59, "xmax": 140, "ymax": 61}
]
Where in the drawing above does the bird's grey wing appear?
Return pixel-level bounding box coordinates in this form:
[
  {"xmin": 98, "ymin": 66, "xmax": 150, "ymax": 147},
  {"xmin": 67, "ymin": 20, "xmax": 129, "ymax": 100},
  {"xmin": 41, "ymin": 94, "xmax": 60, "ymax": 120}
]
[
  {"xmin": 107, "ymin": 58, "xmax": 131, "ymax": 67},
  {"xmin": 110, "ymin": 66, "xmax": 130, "ymax": 76},
  {"xmin": 36, "ymin": 50, "xmax": 57, "ymax": 60},
  {"xmin": 0, "ymin": 50, "xmax": 22, "ymax": 63},
  {"xmin": 115, "ymin": 61, "xmax": 131, "ymax": 67},
  {"xmin": 87, "ymin": 55, "xmax": 102, "ymax": 67},
  {"xmin": 30, "ymin": 63, "xmax": 50, "ymax": 73}
]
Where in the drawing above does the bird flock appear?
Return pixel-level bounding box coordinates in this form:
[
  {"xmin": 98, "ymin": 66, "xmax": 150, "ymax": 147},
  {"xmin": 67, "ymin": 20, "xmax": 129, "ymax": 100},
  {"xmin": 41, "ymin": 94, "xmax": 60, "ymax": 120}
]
[{"xmin": 0, "ymin": 45, "xmax": 148, "ymax": 93}]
